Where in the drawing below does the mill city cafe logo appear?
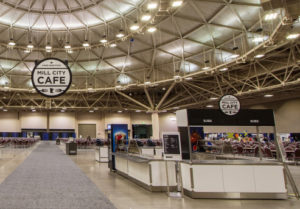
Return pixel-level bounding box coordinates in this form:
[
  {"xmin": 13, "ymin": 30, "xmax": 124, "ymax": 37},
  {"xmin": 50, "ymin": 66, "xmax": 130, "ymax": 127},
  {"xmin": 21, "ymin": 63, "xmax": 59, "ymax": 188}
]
[{"xmin": 31, "ymin": 58, "xmax": 72, "ymax": 97}]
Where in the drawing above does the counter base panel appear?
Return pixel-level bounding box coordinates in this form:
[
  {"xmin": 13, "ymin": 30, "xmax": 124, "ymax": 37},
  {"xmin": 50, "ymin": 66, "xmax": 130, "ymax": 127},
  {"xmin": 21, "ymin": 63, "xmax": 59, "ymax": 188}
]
[
  {"xmin": 116, "ymin": 170, "xmax": 177, "ymax": 192},
  {"xmin": 183, "ymin": 189, "xmax": 287, "ymax": 199}
]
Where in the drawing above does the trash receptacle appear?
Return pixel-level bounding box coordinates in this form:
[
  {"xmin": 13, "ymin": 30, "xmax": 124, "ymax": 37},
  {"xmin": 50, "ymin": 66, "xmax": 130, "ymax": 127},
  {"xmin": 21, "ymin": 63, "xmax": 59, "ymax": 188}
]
[
  {"xmin": 66, "ymin": 142, "xmax": 77, "ymax": 155},
  {"xmin": 56, "ymin": 138, "xmax": 60, "ymax": 145}
]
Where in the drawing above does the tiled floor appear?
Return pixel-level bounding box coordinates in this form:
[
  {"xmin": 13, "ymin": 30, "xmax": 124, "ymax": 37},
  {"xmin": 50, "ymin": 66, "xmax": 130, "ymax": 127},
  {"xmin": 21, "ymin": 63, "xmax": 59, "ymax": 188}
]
[
  {"xmin": 0, "ymin": 143, "xmax": 39, "ymax": 184},
  {"xmin": 1, "ymin": 144, "xmax": 300, "ymax": 209}
]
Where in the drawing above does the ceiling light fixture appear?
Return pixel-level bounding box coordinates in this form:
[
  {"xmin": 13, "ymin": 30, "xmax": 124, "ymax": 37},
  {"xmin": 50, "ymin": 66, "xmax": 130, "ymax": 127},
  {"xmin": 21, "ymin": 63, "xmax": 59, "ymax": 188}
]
[
  {"xmin": 89, "ymin": 110, "xmax": 94, "ymax": 113},
  {"xmin": 3, "ymin": 109, "xmax": 7, "ymax": 112},
  {"xmin": 130, "ymin": 23, "xmax": 140, "ymax": 31},
  {"xmin": 24, "ymin": 49, "xmax": 31, "ymax": 53},
  {"xmin": 147, "ymin": 27, "xmax": 157, "ymax": 33},
  {"xmin": 100, "ymin": 36, "xmax": 107, "ymax": 43},
  {"xmin": 67, "ymin": 50, "xmax": 73, "ymax": 54},
  {"xmin": 82, "ymin": 40, "xmax": 90, "ymax": 47},
  {"xmin": 254, "ymin": 54, "xmax": 265, "ymax": 58},
  {"xmin": 252, "ymin": 37, "xmax": 264, "ymax": 43},
  {"xmin": 116, "ymin": 30, "xmax": 125, "ymax": 38},
  {"xmin": 64, "ymin": 43, "xmax": 71, "ymax": 49},
  {"xmin": 109, "ymin": 43, "xmax": 117, "ymax": 48},
  {"xmin": 264, "ymin": 13, "xmax": 278, "ymax": 21},
  {"xmin": 141, "ymin": 14, "xmax": 151, "ymax": 22},
  {"xmin": 264, "ymin": 94, "xmax": 274, "ymax": 98},
  {"xmin": 174, "ymin": 75, "xmax": 181, "ymax": 79},
  {"xmin": 136, "ymin": 110, "xmax": 141, "ymax": 112},
  {"xmin": 210, "ymin": 97, "xmax": 218, "ymax": 100},
  {"xmin": 8, "ymin": 39, "xmax": 16, "ymax": 47},
  {"xmin": 206, "ymin": 105, "xmax": 214, "ymax": 108},
  {"xmin": 118, "ymin": 110, "xmax": 122, "ymax": 113},
  {"xmin": 286, "ymin": 33, "xmax": 299, "ymax": 40},
  {"xmin": 185, "ymin": 77, "xmax": 193, "ymax": 80},
  {"xmin": 144, "ymin": 81, "xmax": 151, "ymax": 85},
  {"xmin": 172, "ymin": 0, "xmax": 183, "ymax": 7},
  {"xmin": 27, "ymin": 43, "xmax": 34, "ymax": 49},
  {"xmin": 219, "ymin": 67, "xmax": 228, "ymax": 72},
  {"xmin": 147, "ymin": 2, "xmax": 158, "ymax": 10},
  {"xmin": 202, "ymin": 66, "xmax": 210, "ymax": 70}
]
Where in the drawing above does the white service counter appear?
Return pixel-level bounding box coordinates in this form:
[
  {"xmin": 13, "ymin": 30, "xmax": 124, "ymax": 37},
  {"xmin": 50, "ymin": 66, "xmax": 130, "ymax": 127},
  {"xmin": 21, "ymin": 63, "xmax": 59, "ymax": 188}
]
[
  {"xmin": 95, "ymin": 146, "xmax": 109, "ymax": 162},
  {"xmin": 141, "ymin": 146, "xmax": 163, "ymax": 157},
  {"xmin": 181, "ymin": 160, "xmax": 287, "ymax": 199},
  {"xmin": 115, "ymin": 153, "xmax": 177, "ymax": 191}
]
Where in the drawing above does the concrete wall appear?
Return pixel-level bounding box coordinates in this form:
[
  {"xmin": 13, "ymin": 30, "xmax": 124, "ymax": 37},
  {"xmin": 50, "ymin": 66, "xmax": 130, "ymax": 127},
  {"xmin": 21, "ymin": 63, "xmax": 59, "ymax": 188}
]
[
  {"xmin": 20, "ymin": 112, "xmax": 47, "ymax": 129},
  {"xmin": 249, "ymin": 98, "xmax": 300, "ymax": 133},
  {"xmin": 0, "ymin": 112, "xmax": 20, "ymax": 132}
]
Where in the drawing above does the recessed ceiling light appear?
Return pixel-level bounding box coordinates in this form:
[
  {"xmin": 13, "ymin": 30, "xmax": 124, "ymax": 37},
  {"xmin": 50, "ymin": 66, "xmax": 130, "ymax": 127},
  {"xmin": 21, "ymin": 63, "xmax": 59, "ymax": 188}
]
[
  {"xmin": 172, "ymin": 0, "xmax": 183, "ymax": 7},
  {"xmin": 206, "ymin": 105, "xmax": 214, "ymax": 108},
  {"xmin": 264, "ymin": 94, "xmax": 274, "ymax": 98},
  {"xmin": 100, "ymin": 37, "xmax": 107, "ymax": 43},
  {"xmin": 147, "ymin": 2, "xmax": 158, "ymax": 10},
  {"xmin": 185, "ymin": 77, "xmax": 193, "ymax": 80},
  {"xmin": 162, "ymin": 87, "xmax": 166, "ymax": 91},
  {"xmin": 286, "ymin": 33, "xmax": 299, "ymax": 40},
  {"xmin": 27, "ymin": 43, "xmax": 34, "ymax": 49},
  {"xmin": 136, "ymin": 110, "xmax": 141, "ymax": 112},
  {"xmin": 32, "ymin": 109, "xmax": 36, "ymax": 112},
  {"xmin": 8, "ymin": 39, "xmax": 15, "ymax": 46},
  {"xmin": 109, "ymin": 43, "xmax": 117, "ymax": 48},
  {"xmin": 253, "ymin": 37, "xmax": 264, "ymax": 43},
  {"xmin": 118, "ymin": 110, "xmax": 122, "ymax": 113},
  {"xmin": 64, "ymin": 44, "xmax": 71, "ymax": 49},
  {"xmin": 89, "ymin": 110, "xmax": 94, "ymax": 113},
  {"xmin": 116, "ymin": 31, "xmax": 125, "ymax": 38},
  {"xmin": 219, "ymin": 67, "xmax": 228, "ymax": 72},
  {"xmin": 141, "ymin": 14, "xmax": 151, "ymax": 21},
  {"xmin": 254, "ymin": 54, "xmax": 265, "ymax": 58},
  {"xmin": 210, "ymin": 97, "xmax": 218, "ymax": 100},
  {"xmin": 264, "ymin": 13, "xmax": 278, "ymax": 21},
  {"xmin": 147, "ymin": 27, "xmax": 157, "ymax": 33},
  {"xmin": 82, "ymin": 41, "xmax": 90, "ymax": 47},
  {"xmin": 130, "ymin": 24, "xmax": 139, "ymax": 31}
]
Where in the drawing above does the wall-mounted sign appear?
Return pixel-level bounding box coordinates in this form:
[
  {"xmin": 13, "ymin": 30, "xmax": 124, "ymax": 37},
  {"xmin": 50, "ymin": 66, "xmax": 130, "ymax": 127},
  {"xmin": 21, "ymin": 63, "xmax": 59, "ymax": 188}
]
[
  {"xmin": 162, "ymin": 132, "xmax": 182, "ymax": 161},
  {"xmin": 219, "ymin": 95, "xmax": 240, "ymax": 116},
  {"xmin": 32, "ymin": 58, "xmax": 72, "ymax": 97}
]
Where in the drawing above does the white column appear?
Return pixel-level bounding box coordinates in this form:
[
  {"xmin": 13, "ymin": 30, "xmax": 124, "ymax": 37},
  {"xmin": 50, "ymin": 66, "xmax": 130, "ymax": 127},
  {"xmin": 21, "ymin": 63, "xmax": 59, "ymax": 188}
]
[{"xmin": 152, "ymin": 112, "xmax": 160, "ymax": 139}]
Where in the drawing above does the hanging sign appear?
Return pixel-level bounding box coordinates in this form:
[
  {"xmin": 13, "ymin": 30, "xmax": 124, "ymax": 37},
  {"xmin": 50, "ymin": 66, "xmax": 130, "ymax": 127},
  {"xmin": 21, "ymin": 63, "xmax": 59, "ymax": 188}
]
[
  {"xmin": 31, "ymin": 58, "xmax": 72, "ymax": 97},
  {"xmin": 219, "ymin": 95, "xmax": 240, "ymax": 116}
]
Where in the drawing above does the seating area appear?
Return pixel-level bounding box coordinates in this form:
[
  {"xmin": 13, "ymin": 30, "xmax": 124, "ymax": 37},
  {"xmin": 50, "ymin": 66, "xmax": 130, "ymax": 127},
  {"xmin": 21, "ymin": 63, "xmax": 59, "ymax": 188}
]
[{"xmin": 0, "ymin": 137, "xmax": 39, "ymax": 148}]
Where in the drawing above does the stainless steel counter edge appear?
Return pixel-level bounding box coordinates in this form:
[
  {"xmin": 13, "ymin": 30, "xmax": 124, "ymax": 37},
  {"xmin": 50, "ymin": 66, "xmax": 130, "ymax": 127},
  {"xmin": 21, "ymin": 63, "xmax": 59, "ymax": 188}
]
[
  {"xmin": 113, "ymin": 152, "xmax": 164, "ymax": 163},
  {"xmin": 181, "ymin": 160, "xmax": 283, "ymax": 165}
]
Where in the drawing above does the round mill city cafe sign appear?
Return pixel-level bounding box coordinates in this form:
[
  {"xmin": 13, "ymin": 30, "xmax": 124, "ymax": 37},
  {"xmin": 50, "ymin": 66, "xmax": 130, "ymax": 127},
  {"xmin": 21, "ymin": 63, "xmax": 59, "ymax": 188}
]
[
  {"xmin": 32, "ymin": 58, "xmax": 72, "ymax": 97},
  {"xmin": 219, "ymin": 95, "xmax": 240, "ymax": 116}
]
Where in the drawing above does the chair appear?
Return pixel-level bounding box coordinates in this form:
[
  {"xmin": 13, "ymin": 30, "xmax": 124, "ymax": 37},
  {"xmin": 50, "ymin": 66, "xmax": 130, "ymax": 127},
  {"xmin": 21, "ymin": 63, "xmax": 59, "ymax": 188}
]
[
  {"xmin": 264, "ymin": 147, "xmax": 273, "ymax": 158},
  {"xmin": 294, "ymin": 149, "xmax": 300, "ymax": 165}
]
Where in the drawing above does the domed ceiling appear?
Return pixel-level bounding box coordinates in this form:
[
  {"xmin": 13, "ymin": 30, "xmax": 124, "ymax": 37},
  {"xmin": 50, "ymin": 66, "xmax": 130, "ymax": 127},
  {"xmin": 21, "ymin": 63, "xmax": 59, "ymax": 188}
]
[{"xmin": 0, "ymin": 0, "xmax": 298, "ymax": 112}]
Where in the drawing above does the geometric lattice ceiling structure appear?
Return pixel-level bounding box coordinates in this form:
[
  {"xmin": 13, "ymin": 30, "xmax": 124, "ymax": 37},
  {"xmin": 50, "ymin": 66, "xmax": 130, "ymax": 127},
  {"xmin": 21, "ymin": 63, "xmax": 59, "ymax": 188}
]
[{"xmin": 0, "ymin": 0, "xmax": 299, "ymax": 112}]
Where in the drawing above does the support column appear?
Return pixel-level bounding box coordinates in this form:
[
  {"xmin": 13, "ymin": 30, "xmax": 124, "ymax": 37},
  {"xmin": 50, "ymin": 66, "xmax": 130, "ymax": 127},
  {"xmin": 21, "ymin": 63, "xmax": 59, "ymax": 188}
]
[{"xmin": 152, "ymin": 112, "xmax": 160, "ymax": 139}]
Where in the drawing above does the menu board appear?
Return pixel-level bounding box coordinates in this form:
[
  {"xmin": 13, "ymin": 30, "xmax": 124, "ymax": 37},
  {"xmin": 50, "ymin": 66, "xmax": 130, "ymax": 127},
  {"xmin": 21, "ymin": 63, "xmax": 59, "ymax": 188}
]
[{"xmin": 162, "ymin": 132, "xmax": 182, "ymax": 161}]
